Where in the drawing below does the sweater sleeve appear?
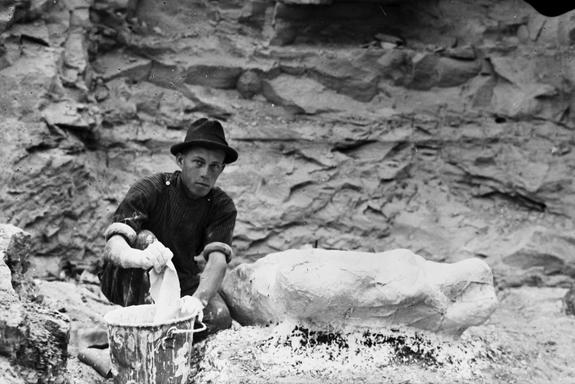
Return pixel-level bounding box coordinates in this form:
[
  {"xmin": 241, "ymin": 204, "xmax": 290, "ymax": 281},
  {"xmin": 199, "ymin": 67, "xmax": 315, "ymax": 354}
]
[
  {"xmin": 111, "ymin": 175, "xmax": 163, "ymax": 233},
  {"xmin": 203, "ymin": 189, "xmax": 237, "ymax": 261}
]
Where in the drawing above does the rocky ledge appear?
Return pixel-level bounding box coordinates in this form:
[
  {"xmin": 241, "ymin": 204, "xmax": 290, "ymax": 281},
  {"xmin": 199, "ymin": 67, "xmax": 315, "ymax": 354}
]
[{"xmin": 0, "ymin": 224, "xmax": 70, "ymax": 384}]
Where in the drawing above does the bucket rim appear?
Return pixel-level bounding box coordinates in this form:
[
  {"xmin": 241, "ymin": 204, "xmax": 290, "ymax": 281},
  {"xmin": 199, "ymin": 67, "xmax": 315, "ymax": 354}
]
[{"xmin": 103, "ymin": 304, "xmax": 197, "ymax": 328}]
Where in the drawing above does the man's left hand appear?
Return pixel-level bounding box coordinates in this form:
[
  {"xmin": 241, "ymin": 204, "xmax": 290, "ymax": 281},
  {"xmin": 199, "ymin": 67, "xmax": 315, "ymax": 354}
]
[{"xmin": 179, "ymin": 295, "xmax": 205, "ymax": 322}]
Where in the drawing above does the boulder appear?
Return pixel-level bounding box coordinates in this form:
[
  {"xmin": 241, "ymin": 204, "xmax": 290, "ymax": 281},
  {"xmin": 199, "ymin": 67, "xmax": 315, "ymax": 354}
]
[
  {"xmin": 0, "ymin": 224, "xmax": 70, "ymax": 384},
  {"xmin": 35, "ymin": 279, "xmax": 118, "ymax": 354},
  {"xmin": 222, "ymin": 248, "xmax": 498, "ymax": 337},
  {"xmin": 236, "ymin": 70, "xmax": 262, "ymax": 99},
  {"xmin": 1, "ymin": 224, "xmax": 35, "ymax": 298},
  {"xmin": 0, "ymin": 226, "xmax": 24, "ymax": 337}
]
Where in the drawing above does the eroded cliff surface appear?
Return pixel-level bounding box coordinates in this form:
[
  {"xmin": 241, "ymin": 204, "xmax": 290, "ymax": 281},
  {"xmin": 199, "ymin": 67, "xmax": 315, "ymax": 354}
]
[{"xmin": 0, "ymin": 0, "xmax": 574, "ymax": 288}]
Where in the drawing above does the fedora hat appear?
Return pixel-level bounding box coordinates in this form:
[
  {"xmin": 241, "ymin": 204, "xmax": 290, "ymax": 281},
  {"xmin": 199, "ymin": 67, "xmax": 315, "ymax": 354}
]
[{"xmin": 170, "ymin": 118, "xmax": 238, "ymax": 164}]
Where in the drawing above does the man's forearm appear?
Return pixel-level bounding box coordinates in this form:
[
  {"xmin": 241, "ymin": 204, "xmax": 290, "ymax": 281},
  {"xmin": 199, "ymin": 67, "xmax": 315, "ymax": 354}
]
[
  {"xmin": 192, "ymin": 251, "xmax": 227, "ymax": 305},
  {"xmin": 105, "ymin": 235, "xmax": 143, "ymax": 269}
]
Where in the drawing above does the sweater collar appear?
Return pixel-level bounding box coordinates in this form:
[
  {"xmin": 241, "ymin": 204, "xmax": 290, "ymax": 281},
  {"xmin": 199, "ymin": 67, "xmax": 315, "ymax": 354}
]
[{"xmin": 173, "ymin": 171, "xmax": 213, "ymax": 201}]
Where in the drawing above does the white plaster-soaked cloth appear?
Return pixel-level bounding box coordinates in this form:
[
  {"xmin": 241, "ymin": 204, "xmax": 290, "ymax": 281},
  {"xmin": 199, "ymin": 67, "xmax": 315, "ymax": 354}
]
[
  {"xmin": 222, "ymin": 248, "xmax": 499, "ymax": 337},
  {"xmin": 149, "ymin": 260, "xmax": 181, "ymax": 323}
]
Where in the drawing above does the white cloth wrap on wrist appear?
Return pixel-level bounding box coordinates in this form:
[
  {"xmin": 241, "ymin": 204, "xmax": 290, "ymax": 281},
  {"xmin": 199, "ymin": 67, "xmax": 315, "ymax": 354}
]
[
  {"xmin": 104, "ymin": 222, "xmax": 137, "ymax": 246},
  {"xmin": 201, "ymin": 242, "xmax": 233, "ymax": 263}
]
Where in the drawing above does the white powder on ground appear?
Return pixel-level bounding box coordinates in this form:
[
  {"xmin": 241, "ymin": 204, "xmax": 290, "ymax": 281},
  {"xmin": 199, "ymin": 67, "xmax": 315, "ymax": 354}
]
[{"xmin": 191, "ymin": 322, "xmax": 501, "ymax": 384}]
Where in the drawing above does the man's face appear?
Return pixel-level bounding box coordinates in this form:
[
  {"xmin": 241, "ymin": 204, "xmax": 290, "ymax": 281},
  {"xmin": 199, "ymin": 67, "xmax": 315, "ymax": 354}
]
[{"xmin": 177, "ymin": 147, "xmax": 226, "ymax": 198}]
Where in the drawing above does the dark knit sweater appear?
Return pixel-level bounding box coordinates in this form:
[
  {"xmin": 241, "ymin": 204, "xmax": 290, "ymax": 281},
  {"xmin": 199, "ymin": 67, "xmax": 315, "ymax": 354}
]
[{"xmin": 111, "ymin": 170, "xmax": 236, "ymax": 295}]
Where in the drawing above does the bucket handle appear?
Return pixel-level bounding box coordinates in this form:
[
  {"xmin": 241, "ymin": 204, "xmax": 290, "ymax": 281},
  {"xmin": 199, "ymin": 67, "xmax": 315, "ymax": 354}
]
[
  {"xmin": 156, "ymin": 322, "xmax": 208, "ymax": 351},
  {"xmin": 166, "ymin": 321, "xmax": 207, "ymax": 337}
]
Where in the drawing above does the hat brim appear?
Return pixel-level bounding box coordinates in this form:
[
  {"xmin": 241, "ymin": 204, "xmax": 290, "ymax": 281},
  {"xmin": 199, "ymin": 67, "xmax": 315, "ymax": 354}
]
[{"xmin": 170, "ymin": 140, "xmax": 238, "ymax": 164}]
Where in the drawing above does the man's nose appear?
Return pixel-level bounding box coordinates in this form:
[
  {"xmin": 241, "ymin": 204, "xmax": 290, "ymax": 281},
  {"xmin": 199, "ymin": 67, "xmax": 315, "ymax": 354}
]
[{"xmin": 198, "ymin": 164, "xmax": 209, "ymax": 177}]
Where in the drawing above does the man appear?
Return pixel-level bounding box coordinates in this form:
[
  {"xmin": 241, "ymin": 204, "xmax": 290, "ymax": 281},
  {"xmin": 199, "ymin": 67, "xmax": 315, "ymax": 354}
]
[{"xmin": 101, "ymin": 117, "xmax": 238, "ymax": 335}]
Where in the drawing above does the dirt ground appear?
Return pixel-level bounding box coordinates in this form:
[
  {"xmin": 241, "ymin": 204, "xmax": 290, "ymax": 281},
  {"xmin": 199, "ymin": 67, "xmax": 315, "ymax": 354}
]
[
  {"xmin": 467, "ymin": 287, "xmax": 575, "ymax": 384},
  {"xmin": 64, "ymin": 285, "xmax": 574, "ymax": 384}
]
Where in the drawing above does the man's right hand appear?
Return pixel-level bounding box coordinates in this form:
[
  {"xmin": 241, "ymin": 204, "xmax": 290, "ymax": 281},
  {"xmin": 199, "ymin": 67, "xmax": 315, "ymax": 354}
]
[
  {"xmin": 140, "ymin": 241, "xmax": 173, "ymax": 273},
  {"xmin": 105, "ymin": 234, "xmax": 173, "ymax": 271}
]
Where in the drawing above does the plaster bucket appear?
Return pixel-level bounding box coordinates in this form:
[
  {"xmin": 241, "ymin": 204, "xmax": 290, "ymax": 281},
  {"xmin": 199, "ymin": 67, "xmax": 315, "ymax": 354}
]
[{"xmin": 104, "ymin": 304, "xmax": 206, "ymax": 384}]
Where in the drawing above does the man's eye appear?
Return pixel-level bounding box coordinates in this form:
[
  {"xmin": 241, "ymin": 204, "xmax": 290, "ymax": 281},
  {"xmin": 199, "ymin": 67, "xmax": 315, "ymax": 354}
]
[
  {"xmin": 192, "ymin": 159, "xmax": 205, "ymax": 167},
  {"xmin": 209, "ymin": 163, "xmax": 223, "ymax": 173}
]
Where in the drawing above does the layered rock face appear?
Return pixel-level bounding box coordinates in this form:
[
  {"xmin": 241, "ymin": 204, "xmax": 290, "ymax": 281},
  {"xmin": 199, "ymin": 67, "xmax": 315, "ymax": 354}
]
[
  {"xmin": 222, "ymin": 248, "xmax": 498, "ymax": 337},
  {"xmin": 0, "ymin": 224, "xmax": 70, "ymax": 384},
  {"xmin": 0, "ymin": 0, "xmax": 574, "ymax": 290}
]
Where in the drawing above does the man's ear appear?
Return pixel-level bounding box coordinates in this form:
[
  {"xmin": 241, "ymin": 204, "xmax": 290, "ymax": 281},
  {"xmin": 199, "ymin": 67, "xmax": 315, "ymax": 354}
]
[{"xmin": 176, "ymin": 153, "xmax": 184, "ymax": 168}]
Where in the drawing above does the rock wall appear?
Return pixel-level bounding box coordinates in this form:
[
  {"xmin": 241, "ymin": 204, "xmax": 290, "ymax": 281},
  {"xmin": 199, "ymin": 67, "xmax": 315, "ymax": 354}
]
[
  {"xmin": 0, "ymin": 0, "xmax": 574, "ymax": 288},
  {"xmin": 0, "ymin": 224, "xmax": 70, "ymax": 384}
]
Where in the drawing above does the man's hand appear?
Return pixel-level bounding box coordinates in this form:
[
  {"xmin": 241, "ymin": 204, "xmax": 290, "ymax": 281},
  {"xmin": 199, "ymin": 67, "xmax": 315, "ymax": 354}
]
[
  {"xmin": 179, "ymin": 296, "xmax": 205, "ymax": 322},
  {"xmin": 141, "ymin": 241, "xmax": 173, "ymax": 273},
  {"xmin": 193, "ymin": 254, "xmax": 207, "ymax": 272},
  {"xmin": 105, "ymin": 235, "xmax": 173, "ymax": 271}
]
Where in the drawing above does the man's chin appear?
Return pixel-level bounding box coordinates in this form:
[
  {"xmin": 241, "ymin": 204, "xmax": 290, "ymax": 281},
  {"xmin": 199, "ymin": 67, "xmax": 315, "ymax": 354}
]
[{"xmin": 191, "ymin": 183, "xmax": 211, "ymax": 197}]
